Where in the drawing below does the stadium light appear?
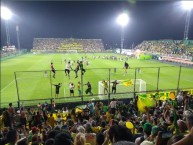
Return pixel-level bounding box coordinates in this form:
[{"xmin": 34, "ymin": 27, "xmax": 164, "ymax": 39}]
[
  {"xmin": 117, "ymin": 13, "xmax": 129, "ymax": 54},
  {"xmin": 1, "ymin": 7, "xmax": 12, "ymax": 20},
  {"xmin": 117, "ymin": 13, "xmax": 129, "ymax": 27},
  {"xmin": 181, "ymin": 1, "xmax": 193, "ymax": 40},
  {"xmin": 1, "ymin": 6, "xmax": 13, "ymax": 46},
  {"xmin": 182, "ymin": 1, "xmax": 193, "ymax": 10}
]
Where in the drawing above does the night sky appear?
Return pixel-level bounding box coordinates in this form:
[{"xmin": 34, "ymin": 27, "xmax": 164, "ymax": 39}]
[{"xmin": 1, "ymin": 0, "xmax": 193, "ymax": 49}]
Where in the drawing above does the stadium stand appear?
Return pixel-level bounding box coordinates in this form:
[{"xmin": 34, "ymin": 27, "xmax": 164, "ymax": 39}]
[
  {"xmin": 134, "ymin": 40, "xmax": 193, "ymax": 65},
  {"xmin": 0, "ymin": 46, "xmax": 17, "ymax": 58},
  {"xmin": 32, "ymin": 38, "xmax": 105, "ymax": 53},
  {"xmin": 1, "ymin": 91, "xmax": 193, "ymax": 145},
  {"xmin": 134, "ymin": 40, "xmax": 193, "ymax": 57}
]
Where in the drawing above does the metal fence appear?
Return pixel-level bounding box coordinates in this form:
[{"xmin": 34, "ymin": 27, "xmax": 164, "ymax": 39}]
[{"xmin": 1, "ymin": 65, "xmax": 193, "ymax": 108}]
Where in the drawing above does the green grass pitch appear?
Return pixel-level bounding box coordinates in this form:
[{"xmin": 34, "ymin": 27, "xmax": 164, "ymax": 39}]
[{"xmin": 1, "ymin": 53, "xmax": 193, "ymax": 107}]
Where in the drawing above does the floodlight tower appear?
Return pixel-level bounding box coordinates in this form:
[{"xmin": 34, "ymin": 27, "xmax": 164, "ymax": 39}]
[
  {"xmin": 1, "ymin": 6, "xmax": 12, "ymax": 47},
  {"xmin": 182, "ymin": 1, "xmax": 193, "ymax": 40},
  {"xmin": 117, "ymin": 13, "xmax": 129, "ymax": 54},
  {"xmin": 16, "ymin": 25, "xmax": 21, "ymax": 51}
]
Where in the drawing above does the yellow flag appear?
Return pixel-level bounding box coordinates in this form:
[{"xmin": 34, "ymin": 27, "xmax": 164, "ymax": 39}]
[{"xmin": 121, "ymin": 79, "xmax": 133, "ymax": 86}]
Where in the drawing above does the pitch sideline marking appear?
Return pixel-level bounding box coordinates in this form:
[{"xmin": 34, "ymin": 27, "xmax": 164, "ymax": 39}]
[{"xmin": 1, "ymin": 80, "xmax": 15, "ymax": 93}]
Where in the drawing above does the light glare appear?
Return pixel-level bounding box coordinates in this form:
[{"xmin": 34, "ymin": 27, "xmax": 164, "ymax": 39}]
[
  {"xmin": 182, "ymin": 1, "xmax": 193, "ymax": 10},
  {"xmin": 117, "ymin": 13, "xmax": 129, "ymax": 27},
  {"xmin": 1, "ymin": 7, "xmax": 12, "ymax": 20}
]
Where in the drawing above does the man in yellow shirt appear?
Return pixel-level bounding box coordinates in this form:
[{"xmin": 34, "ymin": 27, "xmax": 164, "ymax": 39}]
[
  {"xmin": 102, "ymin": 80, "xmax": 108, "ymax": 95},
  {"xmin": 47, "ymin": 113, "xmax": 55, "ymax": 129}
]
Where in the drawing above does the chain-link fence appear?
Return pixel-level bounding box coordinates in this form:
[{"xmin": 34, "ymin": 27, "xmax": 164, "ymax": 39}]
[{"xmin": 1, "ymin": 66, "xmax": 193, "ymax": 108}]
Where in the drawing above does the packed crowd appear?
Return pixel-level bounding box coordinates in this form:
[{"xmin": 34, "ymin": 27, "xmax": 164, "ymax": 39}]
[
  {"xmin": 32, "ymin": 38, "xmax": 104, "ymax": 52},
  {"xmin": 134, "ymin": 40, "xmax": 192, "ymax": 58},
  {"xmin": 0, "ymin": 90, "xmax": 193, "ymax": 145},
  {"xmin": 1, "ymin": 46, "xmax": 17, "ymax": 58}
]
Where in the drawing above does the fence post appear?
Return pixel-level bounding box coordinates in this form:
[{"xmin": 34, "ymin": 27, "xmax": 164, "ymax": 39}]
[
  {"xmin": 156, "ymin": 67, "xmax": 160, "ymax": 91},
  {"xmin": 133, "ymin": 68, "xmax": 137, "ymax": 99},
  {"xmin": 14, "ymin": 72, "xmax": 20, "ymax": 108},
  {"xmin": 177, "ymin": 66, "xmax": 182, "ymax": 91},
  {"xmin": 108, "ymin": 68, "xmax": 111, "ymax": 105},
  {"xmin": 81, "ymin": 70, "xmax": 84, "ymax": 105},
  {"xmin": 50, "ymin": 70, "xmax": 53, "ymax": 98}
]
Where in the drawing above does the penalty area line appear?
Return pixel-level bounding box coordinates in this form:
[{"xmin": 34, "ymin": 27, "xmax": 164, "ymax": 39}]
[{"xmin": 0, "ymin": 80, "xmax": 15, "ymax": 93}]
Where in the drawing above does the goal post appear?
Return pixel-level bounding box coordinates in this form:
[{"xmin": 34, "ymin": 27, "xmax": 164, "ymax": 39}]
[{"xmin": 98, "ymin": 79, "xmax": 146, "ymax": 99}]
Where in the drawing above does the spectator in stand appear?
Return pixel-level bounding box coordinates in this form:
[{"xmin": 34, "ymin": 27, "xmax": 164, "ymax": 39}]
[
  {"xmin": 48, "ymin": 113, "xmax": 55, "ymax": 129},
  {"xmin": 6, "ymin": 129, "xmax": 18, "ymax": 145},
  {"xmin": 27, "ymin": 108, "xmax": 33, "ymax": 130},
  {"xmin": 109, "ymin": 98, "xmax": 117, "ymax": 115},
  {"xmin": 8, "ymin": 103, "xmax": 15, "ymax": 128},
  {"xmin": 56, "ymin": 114, "xmax": 63, "ymax": 129},
  {"xmin": 74, "ymin": 132, "xmax": 86, "ymax": 145},
  {"xmin": 20, "ymin": 107, "xmax": 27, "ymax": 130},
  {"xmin": 54, "ymin": 132, "xmax": 73, "ymax": 145},
  {"xmin": 2, "ymin": 108, "xmax": 11, "ymax": 128},
  {"xmin": 103, "ymin": 125, "xmax": 134, "ymax": 145},
  {"xmin": 84, "ymin": 123, "xmax": 96, "ymax": 145}
]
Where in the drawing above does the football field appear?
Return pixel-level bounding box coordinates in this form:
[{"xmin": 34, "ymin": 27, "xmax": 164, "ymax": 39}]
[{"xmin": 1, "ymin": 53, "xmax": 193, "ymax": 107}]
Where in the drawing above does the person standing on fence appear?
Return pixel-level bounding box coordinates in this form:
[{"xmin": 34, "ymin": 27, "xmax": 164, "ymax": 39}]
[
  {"xmin": 52, "ymin": 83, "xmax": 62, "ymax": 98},
  {"xmin": 111, "ymin": 80, "xmax": 119, "ymax": 94},
  {"xmin": 85, "ymin": 81, "xmax": 93, "ymax": 95},
  {"xmin": 50, "ymin": 62, "xmax": 56, "ymax": 78},
  {"xmin": 123, "ymin": 61, "xmax": 129, "ymax": 76},
  {"xmin": 77, "ymin": 81, "xmax": 82, "ymax": 96},
  {"xmin": 65, "ymin": 61, "xmax": 73, "ymax": 79},
  {"xmin": 69, "ymin": 83, "xmax": 75, "ymax": 97},
  {"xmin": 74, "ymin": 60, "xmax": 80, "ymax": 78}
]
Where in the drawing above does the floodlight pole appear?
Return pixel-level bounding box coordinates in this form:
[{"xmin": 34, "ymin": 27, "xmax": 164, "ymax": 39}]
[
  {"xmin": 16, "ymin": 24, "xmax": 21, "ymax": 51},
  {"xmin": 120, "ymin": 27, "xmax": 124, "ymax": 54},
  {"xmin": 5, "ymin": 20, "xmax": 11, "ymax": 47},
  {"xmin": 184, "ymin": 9, "xmax": 192, "ymax": 40}
]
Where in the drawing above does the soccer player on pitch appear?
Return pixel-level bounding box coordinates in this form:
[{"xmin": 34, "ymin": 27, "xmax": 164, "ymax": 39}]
[{"xmin": 51, "ymin": 62, "xmax": 56, "ymax": 78}]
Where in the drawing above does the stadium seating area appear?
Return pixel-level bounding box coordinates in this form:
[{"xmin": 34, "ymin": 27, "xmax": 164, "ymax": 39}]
[
  {"xmin": 32, "ymin": 38, "xmax": 105, "ymax": 53},
  {"xmin": 0, "ymin": 45, "xmax": 17, "ymax": 58},
  {"xmin": 1, "ymin": 92, "xmax": 193, "ymax": 145},
  {"xmin": 134, "ymin": 40, "xmax": 193, "ymax": 58},
  {"xmin": 0, "ymin": 49, "xmax": 17, "ymax": 57}
]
